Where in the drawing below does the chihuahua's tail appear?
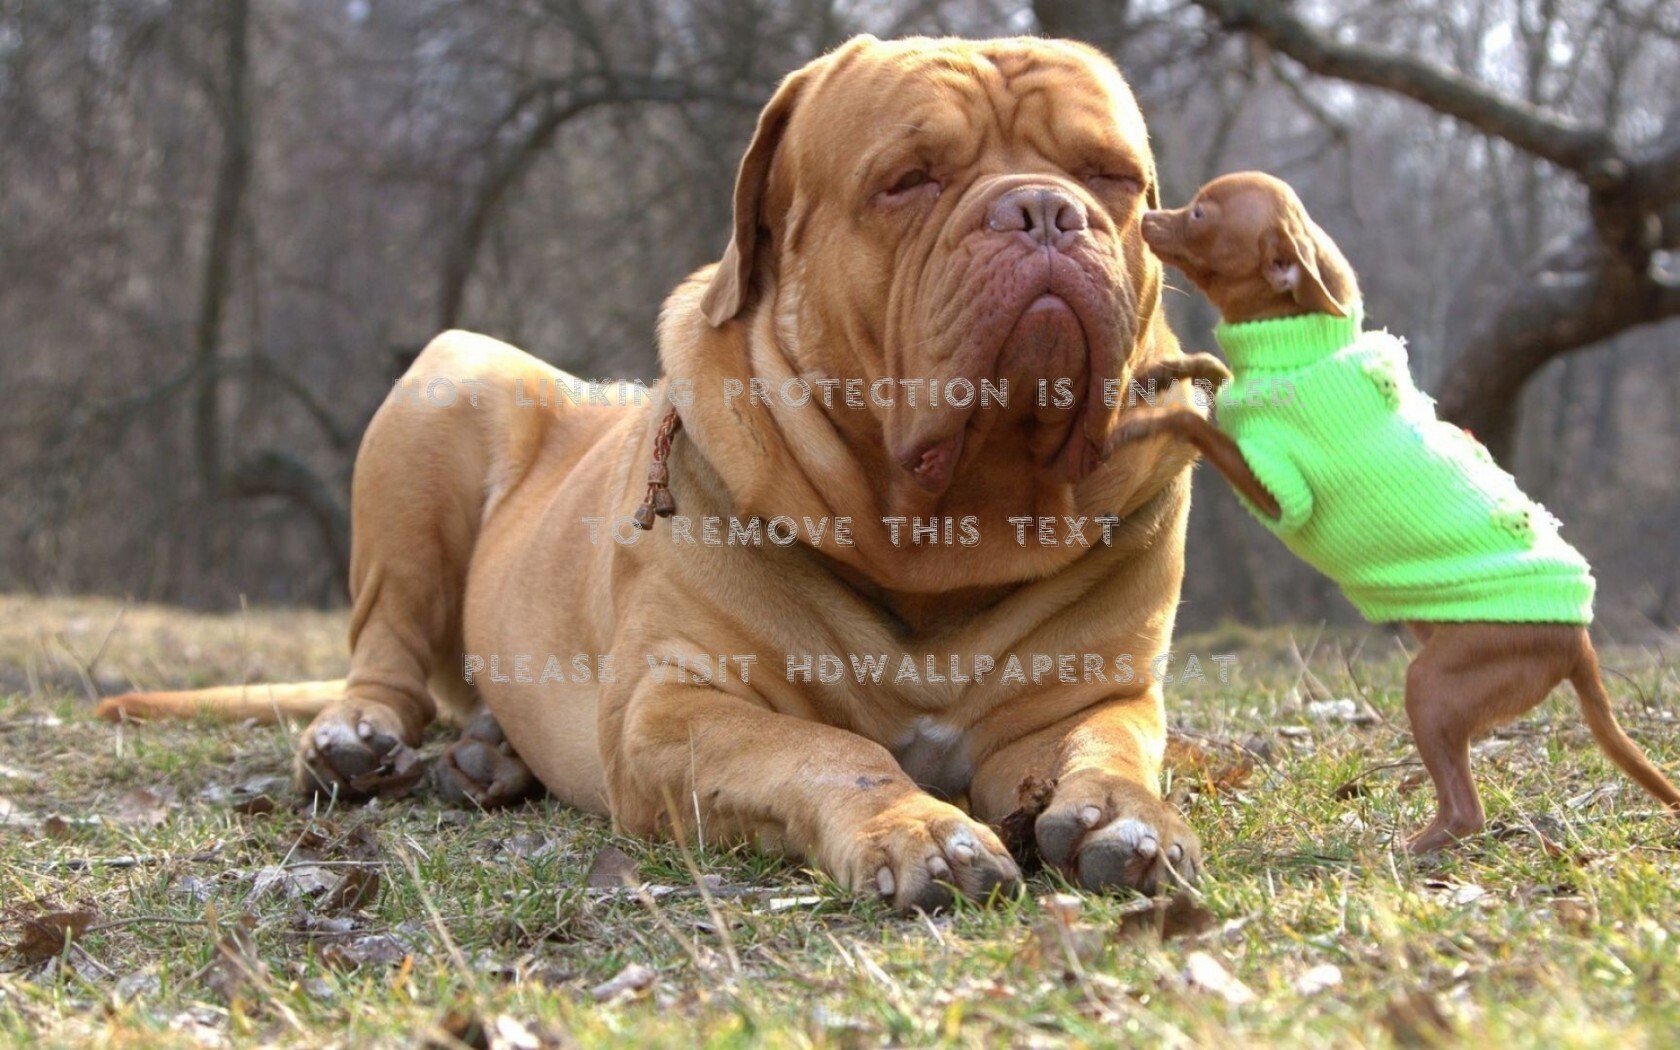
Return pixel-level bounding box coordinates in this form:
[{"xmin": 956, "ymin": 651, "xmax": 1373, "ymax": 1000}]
[
  {"xmin": 1569, "ymin": 651, "xmax": 1680, "ymax": 810},
  {"xmin": 95, "ymin": 681, "xmax": 346, "ymax": 725}
]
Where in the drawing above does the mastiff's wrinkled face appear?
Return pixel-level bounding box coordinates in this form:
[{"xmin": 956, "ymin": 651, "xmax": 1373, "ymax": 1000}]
[{"xmin": 674, "ymin": 35, "xmax": 1180, "ymax": 587}]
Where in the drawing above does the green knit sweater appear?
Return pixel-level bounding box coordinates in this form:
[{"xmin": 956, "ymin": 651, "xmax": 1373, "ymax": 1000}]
[{"xmin": 1213, "ymin": 307, "xmax": 1595, "ymax": 624}]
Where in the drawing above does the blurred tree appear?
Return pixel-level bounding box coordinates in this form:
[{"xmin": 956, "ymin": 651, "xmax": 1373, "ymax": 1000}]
[{"xmin": 1190, "ymin": 0, "xmax": 1680, "ymax": 465}]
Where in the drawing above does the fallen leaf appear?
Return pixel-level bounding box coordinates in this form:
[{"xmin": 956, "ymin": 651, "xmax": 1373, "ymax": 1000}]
[
  {"xmin": 1397, "ymin": 771, "xmax": 1429, "ymax": 793},
  {"xmin": 9, "ymin": 908, "xmax": 98, "ymax": 964},
  {"xmin": 1293, "ymin": 963, "xmax": 1343, "ymax": 996},
  {"xmin": 320, "ymin": 933, "xmax": 412, "ymax": 970},
  {"xmin": 1566, "ymin": 784, "xmax": 1621, "ymax": 810},
  {"xmin": 1164, "ymin": 733, "xmax": 1256, "ymax": 798},
  {"xmin": 1330, "ymin": 778, "xmax": 1370, "ymax": 800},
  {"xmin": 1421, "ymin": 879, "xmax": 1488, "ymax": 907},
  {"xmin": 201, "ymin": 775, "xmax": 291, "ymax": 807},
  {"xmin": 1381, "ymin": 989, "xmax": 1454, "ymax": 1047},
  {"xmin": 0, "ymin": 761, "xmax": 40, "ymax": 783},
  {"xmin": 1117, "ymin": 892, "xmax": 1216, "ymax": 942},
  {"xmin": 1451, "ymin": 884, "xmax": 1487, "ymax": 906},
  {"xmin": 1029, "ymin": 894, "xmax": 1105, "ymax": 970},
  {"xmin": 115, "ymin": 969, "xmax": 162, "ymax": 1002},
  {"xmin": 206, "ymin": 918, "xmax": 266, "ymax": 1006},
  {"xmin": 349, "ymin": 748, "xmax": 425, "ymax": 800},
  {"xmin": 1305, "ymin": 698, "xmax": 1379, "ymax": 724},
  {"xmin": 1158, "ymin": 893, "xmax": 1216, "ymax": 939},
  {"xmin": 1551, "ymin": 898, "xmax": 1597, "ymax": 934},
  {"xmin": 248, "ymin": 863, "xmax": 338, "ymax": 902},
  {"xmin": 1488, "ymin": 814, "xmax": 1583, "ymax": 859},
  {"xmin": 321, "ymin": 868, "xmax": 382, "ymax": 913},
  {"xmin": 172, "ymin": 875, "xmax": 215, "ymax": 903},
  {"xmin": 993, "ymin": 775, "xmax": 1056, "ymax": 874},
  {"xmin": 490, "ymin": 1015, "xmax": 549, "ymax": 1049},
  {"xmin": 289, "ymin": 818, "xmax": 340, "ymax": 856},
  {"xmin": 585, "ymin": 846, "xmax": 640, "ymax": 889},
  {"xmin": 432, "ymin": 1009, "xmax": 488, "ymax": 1050},
  {"xmin": 1182, "ymin": 951, "xmax": 1256, "ymax": 1005},
  {"xmin": 291, "ymin": 910, "xmax": 360, "ymax": 937},
  {"xmin": 427, "ymin": 1012, "xmax": 564, "ymax": 1050},
  {"xmin": 232, "ymin": 795, "xmax": 278, "ymax": 817},
  {"xmin": 0, "ymin": 796, "xmax": 32, "ymax": 829},
  {"xmin": 337, "ymin": 823, "xmax": 383, "ymax": 862},
  {"xmin": 498, "ymin": 833, "xmax": 560, "ymax": 860},
  {"xmin": 166, "ymin": 1007, "xmax": 224, "ymax": 1043},
  {"xmin": 112, "ymin": 787, "xmax": 175, "ymax": 827},
  {"xmin": 591, "ymin": 961, "xmax": 656, "ymax": 1001}
]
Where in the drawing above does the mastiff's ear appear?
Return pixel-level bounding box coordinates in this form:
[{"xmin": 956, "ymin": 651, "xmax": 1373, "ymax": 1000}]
[
  {"xmin": 699, "ymin": 67, "xmax": 811, "ymax": 327},
  {"xmin": 701, "ymin": 36, "xmax": 879, "ymax": 326}
]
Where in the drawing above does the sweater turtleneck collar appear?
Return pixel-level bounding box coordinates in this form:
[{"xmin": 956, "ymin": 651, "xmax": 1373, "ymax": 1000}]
[{"xmin": 1215, "ymin": 304, "xmax": 1365, "ymax": 372}]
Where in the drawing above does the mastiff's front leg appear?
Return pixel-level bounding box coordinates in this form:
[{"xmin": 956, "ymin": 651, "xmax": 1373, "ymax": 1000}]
[
  {"xmin": 608, "ymin": 680, "xmax": 1020, "ymax": 914},
  {"xmin": 971, "ymin": 690, "xmax": 1201, "ymax": 895}
]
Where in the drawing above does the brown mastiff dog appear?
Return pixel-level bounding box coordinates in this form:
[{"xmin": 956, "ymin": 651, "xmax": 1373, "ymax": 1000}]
[{"xmin": 100, "ymin": 35, "xmax": 1204, "ymax": 912}]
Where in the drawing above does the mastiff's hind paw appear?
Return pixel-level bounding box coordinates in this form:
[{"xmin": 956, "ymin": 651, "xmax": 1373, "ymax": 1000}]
[{"xmin": 435, "ymin": 711, "xmax": 539, "ymax": 808}]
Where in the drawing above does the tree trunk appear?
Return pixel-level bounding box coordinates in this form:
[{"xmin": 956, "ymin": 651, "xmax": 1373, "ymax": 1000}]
[{"xmin": 192, "ymin": 0, "xmax": 251, "ymax": 492}]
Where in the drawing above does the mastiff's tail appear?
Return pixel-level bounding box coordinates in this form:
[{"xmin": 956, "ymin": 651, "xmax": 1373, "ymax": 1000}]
[{"xmin": 95, "ymin": 680, "xmax": 346, "ymax": 725}]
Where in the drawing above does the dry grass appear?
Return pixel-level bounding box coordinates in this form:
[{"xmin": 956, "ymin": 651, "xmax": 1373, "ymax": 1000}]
[{"xmin": 3, "ymin": 596, "xmax": 1679, "ymax": 1048}]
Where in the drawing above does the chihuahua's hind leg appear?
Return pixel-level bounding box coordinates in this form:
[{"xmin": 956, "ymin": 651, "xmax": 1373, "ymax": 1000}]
[{"xmin": 1401, "ymin": 625, "xmax": 1575, "ymax": 852}]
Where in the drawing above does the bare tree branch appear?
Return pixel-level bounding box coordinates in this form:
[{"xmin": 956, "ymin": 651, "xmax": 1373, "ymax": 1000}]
[
  {"xmin": 1032, "ymin": 0, "xmax": 1135, "ymax": 49},
  {"xmin": 1628, "ymin": 134, "xmax": 1680, "ymax": 204},
  {"xmin": 1192, "ymin": 0, "xmax": 1615, "ymax": 177},
  {"xmin": 438, "ymin": 72, "xmax": 760, "ymax": 331},
  {"xmin": 1436, "ymin": 227, "xmax": 1664, "ymax": 446},
  {"xmin": 225, "ymin": 449, "xmax": 350, "ymax": 577}
]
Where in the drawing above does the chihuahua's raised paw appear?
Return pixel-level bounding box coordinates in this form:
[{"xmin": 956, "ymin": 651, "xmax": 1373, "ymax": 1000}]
[{"xmin": 1131, "ymin": 352, "xmax": 1232, "ymax": 394}]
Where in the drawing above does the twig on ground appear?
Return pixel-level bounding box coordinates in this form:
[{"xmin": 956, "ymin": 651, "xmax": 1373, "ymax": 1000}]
[
  {"xmin": 87, "ymin": 916, "xmax": 211, "ymax": 934},
  {"xmin": 29, "ymin": 845, "xmax": 225, "ymax": 872}
]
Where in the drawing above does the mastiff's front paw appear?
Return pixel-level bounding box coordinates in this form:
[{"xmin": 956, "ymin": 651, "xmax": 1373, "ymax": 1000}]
[
  {"xmin": 840, "ymin": 794, "xmax": 1022, "ymax": 915},
  {"xmin": 1035, "ymin": 772, "xmax": 1200, "ymax": 894},
  {"xmin": 295, "ymin": 699, "xmax": 423, "ymax": 802}
]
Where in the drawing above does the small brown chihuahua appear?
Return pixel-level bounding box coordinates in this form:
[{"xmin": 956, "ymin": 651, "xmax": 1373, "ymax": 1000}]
[{"xmin": 1121, "ymin": 172, "xmax": 1679, "ymax": 853}]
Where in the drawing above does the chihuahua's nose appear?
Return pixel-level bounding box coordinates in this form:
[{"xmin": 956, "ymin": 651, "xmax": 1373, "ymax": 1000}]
[
  {"xmin": 1140, "ymin": 210, "xmax": 1167, "ymax": 245},
  {"xmin": 987, "ymin": 186, "xmax": 1087, "ymax": 249}
]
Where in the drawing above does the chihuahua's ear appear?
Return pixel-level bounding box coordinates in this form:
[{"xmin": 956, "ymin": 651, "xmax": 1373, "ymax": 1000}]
[{"xmin": 1259, "ymin": 223, "xmax": 1346, "ymax": 318}]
